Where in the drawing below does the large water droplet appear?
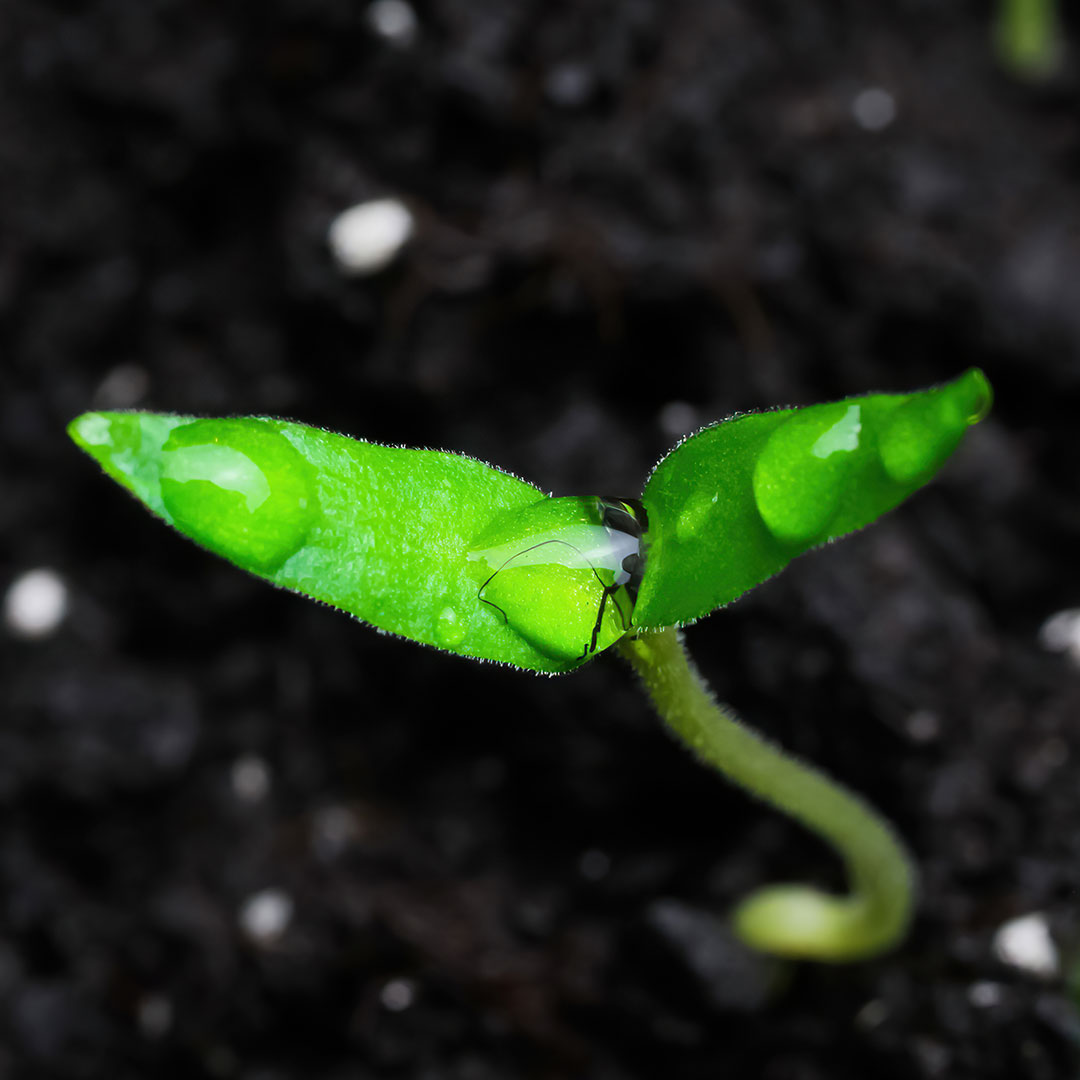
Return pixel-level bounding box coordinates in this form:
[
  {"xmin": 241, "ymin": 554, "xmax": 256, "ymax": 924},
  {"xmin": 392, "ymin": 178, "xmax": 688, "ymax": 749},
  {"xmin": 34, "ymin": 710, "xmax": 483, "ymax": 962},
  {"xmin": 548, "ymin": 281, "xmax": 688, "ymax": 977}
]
[
  {"xmin": 163, "ymin": 444, "xmax": 272, "ymax": 511},
  {"xmin": 435, "ymin": 605, "xmax": 468, "ymax": 649},
  {"xmin": 160, "ymin": 419, "xmax": 319, "ymax": 573},
  {"xmin": 879, "ymin": 369, "xmax": 992, "ymax": 485},
  {"xmin": 752, "ymin": 404, "xmax": 862, "ymax": 544}
]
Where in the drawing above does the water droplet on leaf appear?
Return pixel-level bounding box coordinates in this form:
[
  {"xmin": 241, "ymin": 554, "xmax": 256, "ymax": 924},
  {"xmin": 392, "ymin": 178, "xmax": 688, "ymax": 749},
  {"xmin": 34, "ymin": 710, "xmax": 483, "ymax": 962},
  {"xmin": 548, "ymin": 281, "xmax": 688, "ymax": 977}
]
[
  {"xmin": 435, "ymin": 605, "xmax": 468, "ymax": 648},
  {"xmin": 676, "ymin": 492, "xmax": 716, "ymax": 542},
  {"xmin": 879, "ymin": 369, "xmax": 992, "ymax": 484},
  {"xmin": 467, "ymin": 496, "xmax": 641, "ymax": 663},
  {"xmin": 752, "ymin": 404, "xmax": 862, "ymax": 544},
  {"xmin": 160, "ymin": 419, "xmax": 318, "ymax": 573}
]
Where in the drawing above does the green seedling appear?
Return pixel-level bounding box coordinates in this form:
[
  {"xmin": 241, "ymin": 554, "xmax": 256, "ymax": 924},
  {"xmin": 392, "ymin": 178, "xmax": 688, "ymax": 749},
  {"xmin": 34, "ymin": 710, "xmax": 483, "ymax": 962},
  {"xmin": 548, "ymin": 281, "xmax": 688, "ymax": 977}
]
[
  {"xmin": 994, "ymin": 0, "xmax": 1064, "ymax": 81},
  {"xmin": 68, "ymin": 368, "xmax": 991, "ymax": 962}
]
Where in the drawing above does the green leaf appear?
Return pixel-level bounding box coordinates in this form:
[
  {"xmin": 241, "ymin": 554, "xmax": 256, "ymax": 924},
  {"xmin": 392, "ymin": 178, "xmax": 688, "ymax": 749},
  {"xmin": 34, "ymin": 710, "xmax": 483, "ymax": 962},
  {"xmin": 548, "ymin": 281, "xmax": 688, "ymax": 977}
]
[
  {"xmin": 67, "ymin": 411, "xmax": 597, "ymax": 674},
  {"xmin": 68, "ymin": 370, "xmax": 991, "ymax": 672},
  {"xmin": 632, "ymin": 368, "xmax": 992, "ymax": 629}
]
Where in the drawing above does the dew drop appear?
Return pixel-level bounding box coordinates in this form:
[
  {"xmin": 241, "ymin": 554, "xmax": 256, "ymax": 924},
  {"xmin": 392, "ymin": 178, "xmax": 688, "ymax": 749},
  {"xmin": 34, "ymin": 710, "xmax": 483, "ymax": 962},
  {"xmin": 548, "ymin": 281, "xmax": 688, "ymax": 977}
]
[
  {"xmin": 435, "ymin": 605, "xmax": 468, "ymax": 649},
  {"xmin": 676, "ymin": 492, "xmax": 716, "ymax": 542},
  {"xmin": 878, "ymin": 370, "xmax": 992, "ymax": 485},
  {"xmin": 957, "ymin": 369, "xmax": 993, "ymax": 425},
  {"xmin": 752, "ymin": 404, "xmax": 862, "ymax": 545},
  {"xmin": 159, "ymin": 419, "xmax": 319, "ymax": 573},
  {"xmin": 163, "ymin": 444, "xmax": 271, "ymax": 512},
  {"xmin": 70, "ymin": 412, "xmax": 112, "ymax": 447}
]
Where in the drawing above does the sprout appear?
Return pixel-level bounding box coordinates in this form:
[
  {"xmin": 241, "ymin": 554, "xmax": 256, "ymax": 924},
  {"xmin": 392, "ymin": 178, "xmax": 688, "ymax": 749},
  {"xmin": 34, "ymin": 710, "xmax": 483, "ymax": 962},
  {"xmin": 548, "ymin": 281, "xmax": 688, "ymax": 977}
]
[{"xmin": 68, "ymin": 369, "xmax": 992, "ymax": 962}]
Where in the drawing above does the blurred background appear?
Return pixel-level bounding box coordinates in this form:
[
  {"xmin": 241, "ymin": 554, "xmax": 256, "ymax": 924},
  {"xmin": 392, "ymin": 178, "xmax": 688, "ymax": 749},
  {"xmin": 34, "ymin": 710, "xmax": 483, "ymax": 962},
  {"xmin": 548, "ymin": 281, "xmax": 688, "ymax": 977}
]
[{"xmin": 4, "ymin": 2, "xmax": 1080, "ymax": 1077}]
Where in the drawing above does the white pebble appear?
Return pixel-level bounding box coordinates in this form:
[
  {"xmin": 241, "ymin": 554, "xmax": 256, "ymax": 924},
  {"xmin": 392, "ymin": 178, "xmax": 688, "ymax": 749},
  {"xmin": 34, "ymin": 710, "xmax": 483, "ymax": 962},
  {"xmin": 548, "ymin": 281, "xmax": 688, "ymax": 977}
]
[
  {"xmin": 328, "ymin": 198, "xmax": 414, "ymax": 276},
  {"xmin": 310, "ymin": 805, "xmax": 358, "ymax": 861},
  {"xmin": 905, "ymin": 709, "xmax": 941, "ymax": 743},
  {"xmin": 545, "ymin": 63, "xmax": 594, "ymax": 107},
  {"xmin": 968, "ymin": 980, "xmax": 1004, "ymax": 1008},
  {"xmin": 852, "ymin": 87, "xmax": 897, "ymax": 132},
  {"xmin": 4, "ymin": 568, "xmax": 69, "ymax": 639},
  {"xmin": 854, "ymin": 997, "xmax": 890, "ymax": 1031},
  {"xmin": 1038, "ymin": 609, "xmax": 1080, "ymax": 665},
  {"xmin": 137, "ymin": 994, "xmax": 173, "ymax": 1038},
  {"xmin": 578, "ymin": 848, "xmax": 611, "ymax": 881},
  {"xmin": 992, "ymin": 912, "xmax": 1059, "ymax": 978},
  {"xmin": 658, "ymin": 401, "xmax": 698, "ymax": 437},
  {"xmin": 367, "ymin": 0, "xmax": 418, "ymax": 46},
  {"xmin": 93, "ymin": 363, "xmax": 149, "ymax": 408},
  {"xmin": 238, "ymin": 888, "xmax": 294, "ymax": 945},
  {"xmin": 230, "ymin": 754, "xmax": 271, "ymax": 804},
  {"xmin": 379, "ymin": 977, "xmax": 417, "ymax": 1011}
]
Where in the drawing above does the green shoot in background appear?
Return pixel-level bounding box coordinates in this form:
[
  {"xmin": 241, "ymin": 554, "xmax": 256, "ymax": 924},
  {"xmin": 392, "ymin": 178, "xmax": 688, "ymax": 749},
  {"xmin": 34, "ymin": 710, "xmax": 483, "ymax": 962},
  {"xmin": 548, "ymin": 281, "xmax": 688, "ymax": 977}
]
[
  {"xmin": 994, "ymin": 0, "xmax": 1064, "ymax": 81},
  {"xmin": 68, "ymin": 368, "xmax": 992, "ymax": 962}
]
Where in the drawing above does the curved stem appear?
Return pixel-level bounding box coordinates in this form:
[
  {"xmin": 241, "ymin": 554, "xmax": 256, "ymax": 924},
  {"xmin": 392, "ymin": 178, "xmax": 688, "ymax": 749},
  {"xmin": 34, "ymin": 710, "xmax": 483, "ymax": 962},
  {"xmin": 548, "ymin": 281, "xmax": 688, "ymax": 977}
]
[{"xmin": 618, "ymin": 627, "xmax": 916, "ymax": 962}]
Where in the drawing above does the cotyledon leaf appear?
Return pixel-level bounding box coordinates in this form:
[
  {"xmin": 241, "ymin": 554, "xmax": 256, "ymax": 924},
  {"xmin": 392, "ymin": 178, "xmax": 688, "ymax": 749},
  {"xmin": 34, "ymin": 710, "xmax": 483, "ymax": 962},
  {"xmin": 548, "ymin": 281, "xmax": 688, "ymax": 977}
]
[
  {"xmin": 633, "ymin": 368, "xmax": 992, "ymax": 629},
  {"xmin": 67, "ymin": 411, "xmax": 603, "ymax": 674}
]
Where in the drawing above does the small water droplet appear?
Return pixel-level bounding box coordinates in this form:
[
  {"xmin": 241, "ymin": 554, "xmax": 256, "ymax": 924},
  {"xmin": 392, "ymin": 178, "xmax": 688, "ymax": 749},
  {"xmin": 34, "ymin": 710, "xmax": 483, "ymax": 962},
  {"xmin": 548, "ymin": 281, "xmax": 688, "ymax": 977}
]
[
  {"xmin": 159, "ymin": 419, "xmax": 318, "ymax": 573},
  {"xmin": 958, "ymin": 369, "xmax": 993, "ymax": 425},
  {"xmin": 752, "ymin": 404, "xmax": 861, "ymax": 544},
  {"xmin": 435, "ymin": 605, "xmax": 468, "ymax": 648},
  {"xmin": 879, "ymin": 369, "xmax": 992, "ymax": 484},
  {"xmin": 676, "ymin": 493, "xmax": 716, "ymax": 542},
  {"xmin": 70, "ymin": 412, "xmax": 112, "ymax": 447}
]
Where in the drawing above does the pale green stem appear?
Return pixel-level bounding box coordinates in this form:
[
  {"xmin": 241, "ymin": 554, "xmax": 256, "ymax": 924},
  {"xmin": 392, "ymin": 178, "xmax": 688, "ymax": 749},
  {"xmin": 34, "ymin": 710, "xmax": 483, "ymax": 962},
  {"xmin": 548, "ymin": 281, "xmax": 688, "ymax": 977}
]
[
  {"xmin": 994, "ymin": 0, "xmax": 1063, "ymax": 81},
  {"xmin": 618, "ymin": 627, "xmax": 916, "ymax": 962}
]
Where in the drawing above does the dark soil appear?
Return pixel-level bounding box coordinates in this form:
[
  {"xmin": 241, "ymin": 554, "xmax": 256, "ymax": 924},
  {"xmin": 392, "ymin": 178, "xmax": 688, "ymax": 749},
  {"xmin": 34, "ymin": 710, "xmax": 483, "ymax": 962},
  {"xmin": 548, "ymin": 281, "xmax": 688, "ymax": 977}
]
[{"xmin": 4, "ymin": 2, "xmax": 1080, "ymax": 1077}]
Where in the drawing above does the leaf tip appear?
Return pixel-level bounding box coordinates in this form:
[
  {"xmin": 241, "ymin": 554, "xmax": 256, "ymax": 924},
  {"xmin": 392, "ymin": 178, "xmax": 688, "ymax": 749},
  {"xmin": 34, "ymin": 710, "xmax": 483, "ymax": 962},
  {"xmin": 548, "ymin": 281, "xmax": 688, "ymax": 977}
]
[
  {"xmin": 67, "ymin": 411, "xmax": 113, "ymax": 453},
  {"xmin": 956, "ymin": 367, "xmax": 993, "ymax": 426}
]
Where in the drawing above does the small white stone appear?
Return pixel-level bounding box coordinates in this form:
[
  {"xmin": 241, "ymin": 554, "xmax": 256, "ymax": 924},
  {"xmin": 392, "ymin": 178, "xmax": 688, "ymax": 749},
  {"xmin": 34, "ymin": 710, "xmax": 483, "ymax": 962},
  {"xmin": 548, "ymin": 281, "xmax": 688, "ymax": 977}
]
[
  {"xmin": 230, "ymin": 754, "xmax": 271, "ymax": 804},
  {"xmin": 658, "ymin": 401, "xmax": 698, "ymax": 437},
  {"xmin": 578, "ymin": 849, "xmax": 611, "ymax": 881},
  {"xmin": 992, "ymin": 912, "xmax": 1059, "ymax": 978},
  {"xmin": 852, "ymin": 87, "xmax": 897, "ymax": 132},
  {"xmin": 328, "ymin": 198, "xmax": 415, "ymax": 275},
  {"xmin": 367, "ymin": 0, "xmax": 418, "ymax": 46},
  {"xmin": 968, "ymin": 980, "xmax": 1004, "ymax": 1008},
  {"xmin": 545, "ymin": 63, "xmax": 593, "ymax": 107},
  {"xmin": 94, "ymin": 363, "xmax": 149, "ymax": 408},
  {"xmin": 239, "ymin": 888, "xmax": 294, "ymax": 945},
  {"xmin": 137, "ymin": 994, "xmax": 173, "ymax": 1038},
  {"xmin": 854, "ymin": 997, "xmax": 890, "ymax": 1030},
  {"xmin": 905, "ymin": 709, "xmax": 941, "ymax": 743},
  {"xmin": 310, "ymin": 805, "xmax": 358, "ymax": 861},
  {"xmin": 380, "ymin": 977, "xmax": 417, "ymax": 1011},
  {"xmin": 1038, "ymin": 609, "xmax": 1080, "ymax": 665},
  {"xmin": 4, "ymin": 568, "xmax": 69, "ymax": 639}
]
